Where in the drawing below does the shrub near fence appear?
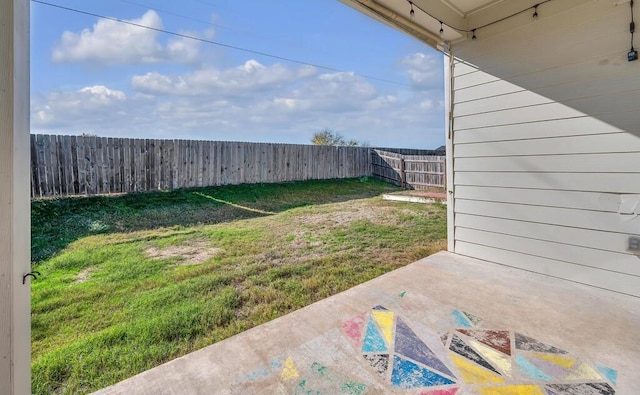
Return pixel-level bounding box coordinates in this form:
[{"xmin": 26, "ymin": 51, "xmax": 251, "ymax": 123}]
[{"xmin": 30, "ymin": 135, "xmax": 373, "ymax": 198}]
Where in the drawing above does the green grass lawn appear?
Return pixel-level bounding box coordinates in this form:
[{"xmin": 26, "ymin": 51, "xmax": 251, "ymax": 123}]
[{"xmin": 31, "ymin": 178, "xmax": 447, "ymax": 394}]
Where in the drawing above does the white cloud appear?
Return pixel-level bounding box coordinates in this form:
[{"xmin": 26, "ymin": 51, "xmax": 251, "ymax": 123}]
[
  {"xmin": 132, "ymin": 60, "xmax": 316, "ymax": 96},
  {"xmin": 32, "ymin": 56, "xmax": 445, "ymax": 148},
  {"xmin": 401, "ymin": 52, "xmax": 443, "ymax": 90},
  {"xmin": 32, "ymin": 85, "xmax": 139, "ymax": 130},
  {"xmin": 78, "ymin": 85, "xmax": 127, "ymax": 103},
  {"xmin": 52, "ymin": 10, "xmax": 203, "ymax": 65}
]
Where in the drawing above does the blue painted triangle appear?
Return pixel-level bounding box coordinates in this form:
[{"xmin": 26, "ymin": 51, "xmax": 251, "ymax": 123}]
[
  {"xmin": 395, "ymin": 318, "xmax": 455, "ymax": 378},
  {"xmin": 391, "ymin": 355, "xmax": 456, "ymax": 389},
  {"xmin": 372, "ymin": 305, "xmax": 388, "ymax": 311},
  {"xmin": 451, "ymin": 310, "xmax": 472, "ymax": 328},
  {"xmin": 596, "ymin": 364, "xmax": 618, "ymax": 386},
  {"xmin": 515, "ymin": 354, "xmax": 552, "ymax": 381},
  {"xmin": 361, "ymin": 317, "xmax": 387, "ymax": 353}
]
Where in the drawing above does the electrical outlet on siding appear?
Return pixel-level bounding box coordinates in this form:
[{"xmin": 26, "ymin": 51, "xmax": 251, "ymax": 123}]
[{"xmin": 629, "ymin": 236, "xmax": 640, "ymax": 254}]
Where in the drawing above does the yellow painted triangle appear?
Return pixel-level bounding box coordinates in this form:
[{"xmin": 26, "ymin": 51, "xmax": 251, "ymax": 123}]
[
  {"xmin": 371, "ymin": 310, "xmax": 394, "ymax": 346},
  {"xmin": 280, "ymin": 357, "xmax": 299, "ymax": 381},
  {"xmin": 566, "ymin": 362, "xmax": 603, "ymax": 380},
  {"xmin": 529, "ymin": 352, "xmax": 578, "ymax": 369},
  {"xmin": 467, "ymin": 339, "xmax": 513, "ymax": 377},
  {"xmin": 478, "ymin": 385, "xmax": 545, "ymax": 395},
  {"xmin": 450, "ymin": 353, "xmax": 505, "ymax": 384}
]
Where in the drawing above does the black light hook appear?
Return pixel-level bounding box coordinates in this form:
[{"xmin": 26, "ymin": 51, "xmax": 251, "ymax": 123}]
[{"xmin": 23, "ymin": 271, "xmax": 42, "ymax": 284}]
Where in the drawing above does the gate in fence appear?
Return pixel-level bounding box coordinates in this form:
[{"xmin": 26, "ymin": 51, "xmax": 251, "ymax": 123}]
[{"xmin": 371, "ymin": 149, "xmax": 446, "ymax": 190}]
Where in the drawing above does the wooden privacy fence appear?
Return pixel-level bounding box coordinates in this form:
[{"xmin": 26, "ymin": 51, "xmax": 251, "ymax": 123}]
[
  {"xmin": 371, "ymin": 149, "xmax": 446, "ymax": 190},
  {"xmin": 30, "ymin": 135, "xmax": 373, "ymax": 198}
]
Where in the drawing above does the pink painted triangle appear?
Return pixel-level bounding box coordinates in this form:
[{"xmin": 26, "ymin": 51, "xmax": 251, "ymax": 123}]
[
  {"xmin": 341, "ymin": 312, "xmax": 367, "ymax": 349},
  {"xmin": 419, "ymin": 388, "xmax": 459, "ymax": 395}
]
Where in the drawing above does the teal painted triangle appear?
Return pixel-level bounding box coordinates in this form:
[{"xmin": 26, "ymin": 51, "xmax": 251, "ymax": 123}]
[
  {"xmin": 362, "ymin": 317, "xmax": 387, "ymax": 353},
  {"xmin": 596, "ymin": 364, "xmax": 618, "ymax": 386},
  {"xmin": 451, "ymin": 310, "xmax": 472, "ymax": 328},
  {"xmin": 515, "ymin": 354, "xmax": 552, "ymax": 381}
]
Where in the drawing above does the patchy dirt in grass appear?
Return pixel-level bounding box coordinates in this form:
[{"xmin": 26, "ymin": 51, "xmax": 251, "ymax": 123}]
[
  {"xmin": 292, "ymin": 202, "xmax": 435, "ymax": 227},
  {"xmin": 146, "ymin": 239, "xmax": 224, "ymax": 265},
  {"xmin": 74, "ymin": 267, "xmax": 94, "ymax": 284}
]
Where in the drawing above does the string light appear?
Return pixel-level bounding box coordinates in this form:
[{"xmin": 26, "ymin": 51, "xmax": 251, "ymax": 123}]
[
  {"xmin": 630, "ymin": 0, "xmax": 638, "ymax": 61},
  {"xmin": 404, "ymin": 0, "xmax": 554, "ymax": 41}
]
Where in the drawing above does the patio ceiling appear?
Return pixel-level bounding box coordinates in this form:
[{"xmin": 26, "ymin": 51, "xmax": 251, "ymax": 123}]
[{"xmin": 340, "ymin": 0, "xmax": 579, "ymax": 48}]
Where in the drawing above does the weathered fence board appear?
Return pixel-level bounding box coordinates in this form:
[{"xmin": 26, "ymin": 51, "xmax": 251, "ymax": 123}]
[
  {"xmin": 30, "ymin": 135, "xmax": 444, "ymax": 198},
  {"xmin": 30, "ymin": 135, "xmax": 380, "ymax": 197},
  {"xmin": 371, "ymin": 149, "xmax": 446, "ymax": 190}
]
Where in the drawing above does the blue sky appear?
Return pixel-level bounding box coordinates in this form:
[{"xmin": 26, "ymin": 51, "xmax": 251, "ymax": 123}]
[{"xmin": 30, "ymin": 0, "xmax": 445, "ymax": 148}]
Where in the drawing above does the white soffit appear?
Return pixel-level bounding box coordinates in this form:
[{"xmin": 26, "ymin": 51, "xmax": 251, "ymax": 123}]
[
  {"xmin": 342, "ymin": 0, "xmax": 587, "ymax": 47},
  {"xmin": 340, "ymin": 0, "xmax": 511, "ymax": 45},
  {"xmin": 440, "ymin": 0, "xmax": 507, "ymax": 16}
]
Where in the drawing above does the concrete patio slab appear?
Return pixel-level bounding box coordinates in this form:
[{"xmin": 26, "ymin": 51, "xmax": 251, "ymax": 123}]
[{"xmin": 94, "ymin": 251, "xmax": 639, "ymax": 394}]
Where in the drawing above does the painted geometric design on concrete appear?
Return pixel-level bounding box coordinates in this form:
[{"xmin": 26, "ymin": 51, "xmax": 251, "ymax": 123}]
[
  {"xmin": 515, "ymin": 354, "xmax": 553, "ymax": 381},
  {"xmin": 391, "ymin": 355, "xmax": 456, "ymax": 388},
  {"xmin": 371, "ymin": 310, "xmax": 394, "ymax": 346},
  {"xmin": 296, "ymin": 361, "xmax": 368, "ymax": 395},
  {"xmin": 465, "ymin": 338, "xmax": 513, "ymax": 377},
  {"xmin": 449, "ymin": 353, "xmax": 505, "ymax": 384},
  {"xmin": 341, "ymin": 307, "xmax": 618, "ymax": 394},
  {"xmin": 596, "ymin": 364, "xmax": 618, "ymax": 386},
  {"xmin": 418, "ymin": 388, "xmax": 459, "ymax": 395},
  {"xmin": 462, "ymin": 311, "xmax": 483, "ymax": 326},
  {"xmin": 280, "ymin": 357, "xmax": 299, "ymax": 381},
  {"xmin": 345, "ymin": 306, "xmax": 458, "ymax": 390},
  {"xmin": 396, "ymin": 317, "xmax": 454, "ymax": 377},
  {"xmin": 566, "ymin": 361, "xmax": 606, "ymax": 381},
  {"xmin": 342, "ymin": 313, "xmax": 366, "ymax": 349},
  {"xmin": 546, "ymin": 382, "xmax": 615, "ymax": 395},
  {"xmin": 363, "ymin": 354, "xmax": 389, "ymax": 377},
  {"xmin": 361, "ymin": 317, "xmax": 388, "ymax": 353},
  {"xmin": 526, "ymin": 353, "xmax": 572, "ymax": 379},
  {"xmin": 457, "ymin": 329, "xmax": 511, "ymax": 355},
  {"xmin": 515, "ymin": 333, "xmax": 568, "ymax": 354},
  {"xmin": 449, "ymin": 334, "xmax": 502, "ymax": 375},
  {"xmin": 451, "ymin": 310, "xmax": 477, "ymax": 328},
  {"xmin": 478, "ymin": 384, "xmax": 545, "ymax": 394}
]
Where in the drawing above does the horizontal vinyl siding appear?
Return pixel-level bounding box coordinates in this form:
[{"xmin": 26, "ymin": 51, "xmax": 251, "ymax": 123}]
[
  {"xmin": 455, "ymin": 214, "xmax": 630, "ymax": 255},
  {"xmin": 454, "ymin": 186, "xmax": 626, "ymax": 212},
  {"xmin": 450, "ymin": 0, "xmax": 640, "ymax": 296},
  {"xmin": 454, "ymin": 199, "xmax": 640, "ymax": 236},
  {"xmin": 455, "ymin": 153, "xmax": 640, "ymax": 173},
  {"xmin": 455, "ymin": 242, "xmax": 640, "ymax": 297}
]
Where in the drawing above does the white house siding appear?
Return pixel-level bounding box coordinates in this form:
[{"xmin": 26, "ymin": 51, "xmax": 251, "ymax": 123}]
[{"xmin": 448, "ymin": 0, "xmax": 640, "ymax": 296}]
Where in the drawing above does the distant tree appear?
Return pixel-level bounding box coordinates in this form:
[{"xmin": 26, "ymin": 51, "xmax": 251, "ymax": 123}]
[{"xmin": 312, "ymin": 129, "xmax": 363, "ymax": 146}]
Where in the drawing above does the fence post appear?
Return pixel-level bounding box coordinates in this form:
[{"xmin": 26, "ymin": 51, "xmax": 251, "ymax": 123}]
[{"xmin": 399, "ymin": 157, "xmax": 406, "ymax": 189}]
